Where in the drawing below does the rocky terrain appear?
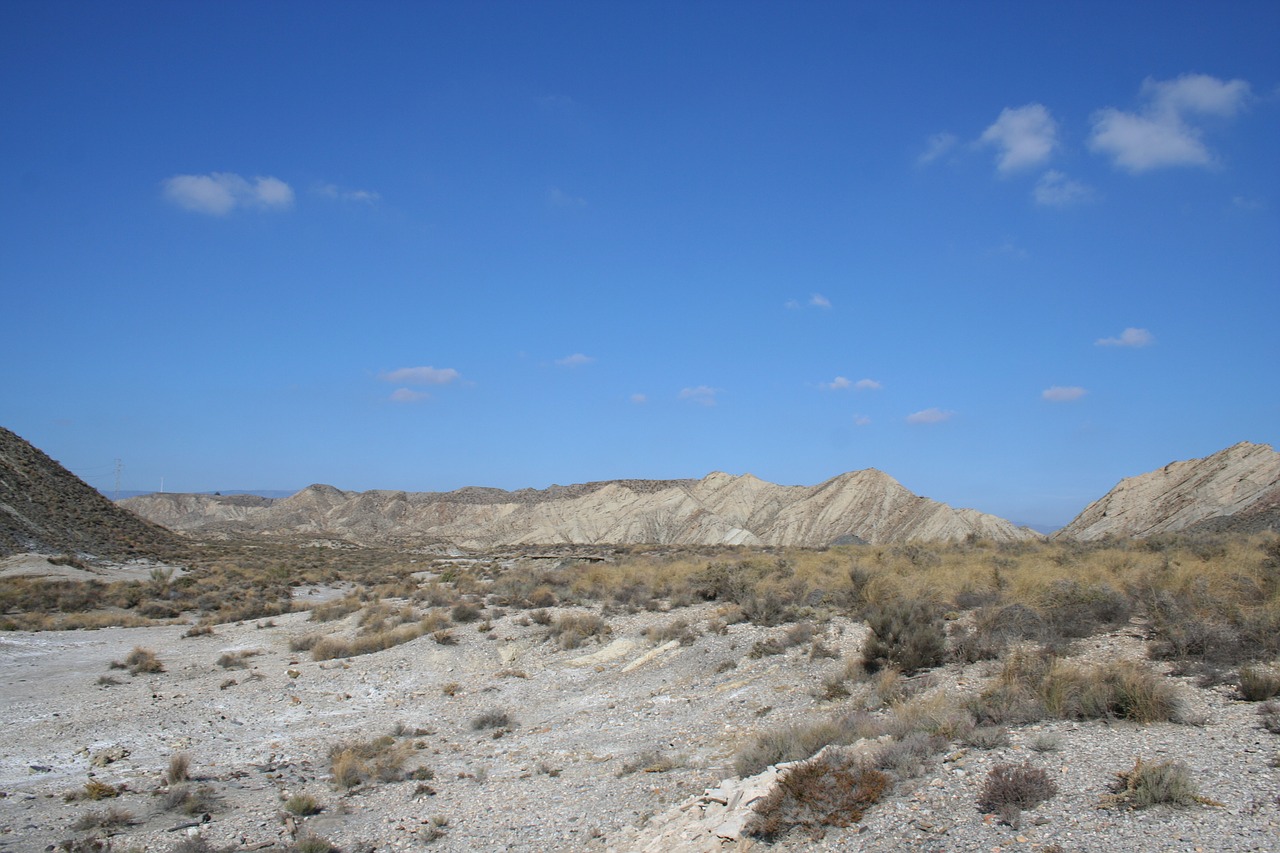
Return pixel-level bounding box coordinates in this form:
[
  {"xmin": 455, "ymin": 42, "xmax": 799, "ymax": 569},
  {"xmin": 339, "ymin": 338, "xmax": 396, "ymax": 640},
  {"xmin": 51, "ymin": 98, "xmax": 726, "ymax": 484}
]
[
  {"xmin": 1, "ymin": 594, "xmax": 1277, "ymax": 853},
  {"xmin": 1056, "ymin": 442, "xmax": 1280, "ymax": 541},
  {"xmin": 0, "ymin": 427, "xmax": 182, "ymax": 561},
  {"xmin": 122, "ymin": 470, "xmax": 1040, "ymax": 549}
]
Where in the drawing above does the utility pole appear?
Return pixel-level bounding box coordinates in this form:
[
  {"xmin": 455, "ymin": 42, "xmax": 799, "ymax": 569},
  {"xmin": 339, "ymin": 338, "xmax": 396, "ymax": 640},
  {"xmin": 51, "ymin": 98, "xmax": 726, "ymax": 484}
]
[{"xmin": 113, "ymin": 459, "xmax": 122, "ymax": 501}]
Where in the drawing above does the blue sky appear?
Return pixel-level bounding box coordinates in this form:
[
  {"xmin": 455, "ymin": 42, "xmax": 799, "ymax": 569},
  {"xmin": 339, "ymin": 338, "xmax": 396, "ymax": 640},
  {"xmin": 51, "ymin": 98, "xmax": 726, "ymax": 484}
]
[{"xmin": 2, "ymin": 1, "xmax": 1277, "ymax": 529}]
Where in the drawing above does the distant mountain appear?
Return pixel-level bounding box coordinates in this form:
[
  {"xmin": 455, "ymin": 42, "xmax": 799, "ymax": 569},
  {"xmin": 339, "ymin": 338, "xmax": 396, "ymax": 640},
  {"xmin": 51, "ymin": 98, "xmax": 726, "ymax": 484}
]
[
  {"xmin": 104, "ymin": 489, "xmax": 297, "ymax": 500},
  {"xmin": 1055, "ymin": 441, "xmax": 1280, "ymax": 541},
  {"xmin": 0, "ymin": 427, "xmax": 183, "ymax": 560},
  {"xmin": 122, "ymin": 469, "xmax": 1042, "ymax": 548}
]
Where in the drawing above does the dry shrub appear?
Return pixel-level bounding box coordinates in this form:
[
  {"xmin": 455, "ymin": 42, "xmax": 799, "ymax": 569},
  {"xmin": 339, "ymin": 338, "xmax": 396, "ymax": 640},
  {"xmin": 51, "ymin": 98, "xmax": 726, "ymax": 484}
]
[
  {"xmin": 862, "ymin": 600, "xmax": 946, "ymax": 675},
  {"xmin": 548, "ymin": 611, "xmax": 610, "ymax": 649},
  {"xmin": 328, "ymin": 736, "xmax": 409, "ymax": 788},
  {"xmin": 166, "ymin": 752, "xmax": 190, "ymax": 784},
  {"xmin": 308, "ymin": 594, "xmax": 362, "ymax": 622},
  {"xmin": 746, "ymin": 753, "xmax": 890, "ymax": 840},
  {"xmin": 645, "ymin": 618, "xmax": 699, "ymax": 645},
  {"xmin": 1238, "ymin": 664, "xmax": 1280, "ymax": 701},
  {"xmin": 1104, "ymin": 757, "xmax": 1204, "ymax": 809},
  {"xmin": 70, "ymin": 806, "xmax": 135, "ymax": 831},
  {"xmin": 216, "ymin": 650, "xmax": 260, "ymax": 669},
  {"xmin": 618, "ymin": 750, "xmax": 679, "ymax": 775},
  {"xmin": 122, "ymin": 646, "xmax": 163, "ymax": 675},
  {"xmin": 974, "ymin": 652, "xmax": 1180, "ymax": 725},
  {"xmin": 450, "ymin": 602, "xmax": 482, "ymax": 623},
  {"xmin": 470, "ymin": 709, "xmax": 514, "ymax": 731},
  {"xmin": 284, "ymin": 793, "xmax": 322, "ymax": 816},
  {"xmin": 1257, "ymin": 700, "xmax": 1280, "ymax": 734},
  {"xmin": 162, "ymin": 784, "xmax": 218, "ymax": 815},
  {"xmin": 978, "ymin": 761, "xmax": 1057, "ymax": 827},
  {"xmin": 734, "ymin": 712, "xmax": 878, "ymax": 777}
]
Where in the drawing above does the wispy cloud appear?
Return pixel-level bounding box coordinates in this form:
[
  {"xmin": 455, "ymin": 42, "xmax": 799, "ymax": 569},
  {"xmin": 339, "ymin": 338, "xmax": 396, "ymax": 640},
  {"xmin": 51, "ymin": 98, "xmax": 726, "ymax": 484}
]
[
  {"xmin": 679, "ymin": 386, "xmax": 719, "ymax": 406},
  {"xmin": 810, "ymin": 293, "xmax": 832, "ymax": 309},
  {"xmin": 1034, "ymin": 170, "xmax": 1094, "ymax": 206},
  {"xmin": 822, "ymin": 376, "xmax": 880, "ymax": 391},
  {"xmin": 906, "ymin": 408, "xmax": 954, "ymax": 424},
  {"xmin": 979, "ymin": 104, "xmax": 1058, "ymax": 173},
  {"xmin": 630, "ymin": 393, "xmax": 648, "ymax": 404},
  {"xmin": 555, "ymin": 353, "xmax": 594, "ymax": 367},
  {"xmin": 822, "ymin": 376, "xmax": 851, "ymax": 390},
  {"xmin": 1095, "ymin": 327, "xmax": 1154, "ymax": 348},
  {"xmin": 163, "ymin": 172, "xmax": 294, "ymax": 215},
  {"xmin": 548, "ymin": 187, "xmax": 587, "ymax": 209},
  {"xmin": 853, "ymin": 415, "xmax": 872, "ymax": 426},
  {"xmin": 918, "ymin": 132, "xmax": 957, "ymax": 166},
  {"xmin": 389, "ymin": 388, "xmax": 429, "ymax": 403},
  {"xmin": 854, "ymin": 378, "xmax": 882, "ymax": 391},
  {"xmin": 1042, "ymin": 385, "xmax": 1087, "ymax": 402},
  {"xmin": 381, "ymin": 366, "xmax": 461, "ymax": 385},
  {"xmin": 316, "ymin": 183, "xmax": 380, "ymax": 203},
  {"xmin": 1089, "ymin": 73, "xmax": 1252, "ymax": 172}
]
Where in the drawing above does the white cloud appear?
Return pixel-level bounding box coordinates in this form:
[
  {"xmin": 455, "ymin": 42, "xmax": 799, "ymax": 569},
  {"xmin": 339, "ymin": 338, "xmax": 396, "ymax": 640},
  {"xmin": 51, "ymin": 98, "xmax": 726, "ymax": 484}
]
[
  {"xmin": 918, "ymin": 132, "xmax": 957, "ymax": 165},
  {"xmin": 1042, "ymin": 386, "xmax": 1087, "ymax": 402},
  {"xmin": 316, "ymin": 183, "xmax": 380, "ymax": 203},
  {"xmin": 810, "ymin": 293, "xmax": 832, "ymax": 309},
  {"xmin": 381, "ymin": 366, "xmax": 460, "ymax": 385},
  {"xmin": 679, "ymin": 386, "xmax": 719, "ymax": 406},
  {"xmin": 555, "ymin": 353, "xmax": 594, "ymax": 367},
  {"xmin": 1034, "ymin": 170, "xmax": 1094, "ymax": 206},
  {"xmin": 631, "ymin": 393, "xmax": 648, "ymax": 404},
  {"xmin": 854, "ymin": 378, "xmax": 882, "ymax": 391},
  {"xmin": 389, "ymin": 388, "xmax": 428, "ymax": 403},
  {"xmin": 823, "ymin": 376, "xmax": 852, "ymax": 391},
  {"xmin": 163, "ymin": 172, "xmax": 294, "ymax": 215},
  {"xmin": 979, "ymin": 104, "xmax": 1058, "ymax": 173},
  {"xmin": 548, "ymin": 187, "xmax": 587, "ymax": 209},
  {"xmin": 1095, "ymin": 327, "xmax": 1154, "ymax": 348},
  {"xmin": 906, "ymin": 408, "xmax": 954, "ymax": 424},
  {"xmin": 1089, "ymin": 73, "xmax": 1251, "ymax": 172},
  {"xmin": 853, "ymin": 415, "xmax": 872, "ymax": 426}
]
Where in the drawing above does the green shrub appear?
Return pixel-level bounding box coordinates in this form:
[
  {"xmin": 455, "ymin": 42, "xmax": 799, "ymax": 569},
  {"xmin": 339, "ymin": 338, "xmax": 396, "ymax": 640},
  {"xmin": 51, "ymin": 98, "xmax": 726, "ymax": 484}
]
[{"xmin": 862, "ymin": 600, "xmax": 946, "ymax": 675}]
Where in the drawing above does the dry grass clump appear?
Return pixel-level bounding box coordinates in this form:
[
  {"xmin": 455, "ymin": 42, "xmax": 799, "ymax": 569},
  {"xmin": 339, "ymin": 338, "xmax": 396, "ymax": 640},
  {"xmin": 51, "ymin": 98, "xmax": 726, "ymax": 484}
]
[
  {"xmin": 1238, "ymin": 663, "xmax": 1280, "ymax": 701},
  {"xmin": 288, "ymin": 835, "xmax": 340, "ymax": 853},
  {"xmin": 114, "ymin": 646, "xmax": 163, "ymax": 675},
  {"xmin": 1103, "ymin": 757, "xmax": 1207, "ymax": 809},
  {"xmin": 70, "ymin": 806, "xmax": 135, "ymax": 831},
  {"xmin": 547, "ymin": 611, "xmax": 611, "ymax": 649},
  {"xmin": 977, "ymin": 761, "xmax": 1058, "ymax": 827},
  {"xmin": 162, "ymin": 783, "xmax": 219, "ymax": 815},
  {"xmin": 618, "ymin": 749, "xmax": 680, "ymax": 775},
  {"xmin": 745, "ymin": 752, "xmax": 890, "ymax": 840},
  {"xmin": 216, "ymin": 649, "xmax": 261, "ymax": 669},
  {"xmin": 307, "ymin": 594, "xmax": 362, "ymax": 622},
  {"xmin": 166, "ymin": 752, "xmax": 191, "ymax": 784},
  {"xmin": 734, "ymin": 711, "xmax": 879, "ymax": 777},
  {"xmin": 974, "ymin": 651, "xmax": 1181, "ymax": 725},
  {"xmin": 64, "ymin": 779, "xmax": 122, "ymax": 802},
  {"xmin": 310, "ymin": 617, "xmax": 435, "ymax": 660},
  {"xmin": 328, "ymin": 735, "xmax": 412, "ymax": 789},
  {"xmin": 644, "ymin": 617, "xmax": 700, "ymax": 645},
  {"xmin": 470, "ymin": 709, "xmax": 514, "ymax": 731},
  {"xmin": 284, "ymin": 793, "xmax": 322, "ymax": 816}
]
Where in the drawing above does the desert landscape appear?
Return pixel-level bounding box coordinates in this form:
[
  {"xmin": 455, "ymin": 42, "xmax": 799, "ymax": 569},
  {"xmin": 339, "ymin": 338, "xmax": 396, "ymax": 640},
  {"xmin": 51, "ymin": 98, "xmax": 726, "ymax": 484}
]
[{"xmin": 1, "ymin": 427, "xmax": 1278, "ymax": 852}]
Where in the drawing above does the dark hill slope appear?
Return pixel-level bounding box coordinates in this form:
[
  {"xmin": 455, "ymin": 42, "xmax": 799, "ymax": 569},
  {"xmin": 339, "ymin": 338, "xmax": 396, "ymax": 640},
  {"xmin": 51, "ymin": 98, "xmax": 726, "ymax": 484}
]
[{"xmin": 0, "ymin": 427, "xmax": 182, "ymax": 560}]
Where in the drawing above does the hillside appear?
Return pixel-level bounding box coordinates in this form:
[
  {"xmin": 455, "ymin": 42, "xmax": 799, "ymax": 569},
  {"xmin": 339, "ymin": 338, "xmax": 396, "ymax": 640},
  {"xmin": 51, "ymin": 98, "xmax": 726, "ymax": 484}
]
[
  {"xmin": 123, "ymin": 469, "xmax": 1042, "ymax": 548},
  {"xmin": 0, "ymin": 427, "xmax": 182, "ymax": 560},
  {"xmin": 1056, "ymin": 441, "xmax": 1280, "ymax": 541}
]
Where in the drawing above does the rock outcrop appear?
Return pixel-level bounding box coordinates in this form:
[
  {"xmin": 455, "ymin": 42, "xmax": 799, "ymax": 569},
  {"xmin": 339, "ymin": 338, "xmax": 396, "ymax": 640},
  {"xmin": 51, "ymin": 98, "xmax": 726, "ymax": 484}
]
[
  {"xmin": 1055, "ymin": 441, "xmax": 1280, "ymax": 541},
  {"xmin": 124, "ymin": 469, "xmax": 1041, "ymax": 549},
  {"xmin": 0, "ymin": 427, "xmax": 182, "ymax": 560}
]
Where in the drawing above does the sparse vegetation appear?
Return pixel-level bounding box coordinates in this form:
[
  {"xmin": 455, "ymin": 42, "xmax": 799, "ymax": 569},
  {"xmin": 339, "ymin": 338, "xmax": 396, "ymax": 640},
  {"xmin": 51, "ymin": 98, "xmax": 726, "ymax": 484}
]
[
  {"xmin": 285, "ymin": 793, "xmax": 322, "ymax": 816},
  {"xmin": 977, "ymin": 761, "xmax": 1058, "ymax": 827},
  {"xmin": 167, "ymin": 752, "xmax": 191, "ymax": 784},
  {"xmin": 470, "ymin": 709, "xmax": 514, "ymax": 731},
  {"xmin": 328, "ymin": 736, "xmax": 411, "ymax": 789},
  {"xmin": 1103, "ymin": 757, "xmax": 1204, "ymax": 809},
  {"xmin": 745, "ymin": 752, "xmax": 890, "ymax": 840}
]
